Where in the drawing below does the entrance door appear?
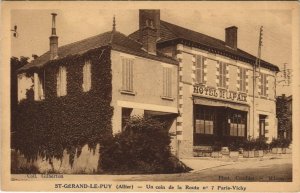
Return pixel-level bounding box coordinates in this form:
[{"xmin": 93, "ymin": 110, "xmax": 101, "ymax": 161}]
[{"xmin": 259, "ymin": 114, "xmax": 267, "ymax": 138}]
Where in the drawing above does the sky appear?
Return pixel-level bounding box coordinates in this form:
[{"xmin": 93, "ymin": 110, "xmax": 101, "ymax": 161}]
[{"xmin": 11, "ymin": 8, "xmax": 292, "ymax": 96}]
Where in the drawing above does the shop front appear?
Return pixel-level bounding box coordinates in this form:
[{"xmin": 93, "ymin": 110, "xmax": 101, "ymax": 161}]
[{"xmin": 193, "ymin": 95, "xmax": 249, "ymax": 147}]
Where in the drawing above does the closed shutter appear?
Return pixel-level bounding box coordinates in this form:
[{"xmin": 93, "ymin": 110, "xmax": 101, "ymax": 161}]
[
  {"xmin": 122, "ymin": 58, "xmax": 134, "ymax": 92},
  {"xmin": 196, "ymin": 55, "xmax": 204, "ymax": 84},
  {"xmin": 62, "ymin": 66, "xmax": 67, "ymax": 96},
  {"xmin": 57, "ymin": 68, "xmax": 61, "ymax": 96},
  {"xmin": 57, "ymin": 66, "xmax": 67, "ymax": 96},
  {"xmin": 83, "ymin": 61, "xmax": 91, "ymax": 92},
  {"xmin": 163, "ymin": 67, "xmax": 172, "ymax": 97},
  {"xmin": 219, "ymin": 62, "xmax": 226, "ymax": 88},
  {"xmin": 239, "ymin": 68, "xmax": 247, "ymax": 92}
]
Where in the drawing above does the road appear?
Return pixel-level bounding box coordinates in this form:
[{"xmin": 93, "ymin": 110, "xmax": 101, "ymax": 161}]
[
  {"xmin": 11, "ymin": 154, "xmax": 292, "ymax": 182},
  {"xmin": 124, "ymin": 155, "xmax": 292, "ymax": 182}
]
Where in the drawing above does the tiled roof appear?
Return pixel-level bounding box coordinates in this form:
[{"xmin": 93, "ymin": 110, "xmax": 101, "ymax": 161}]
[
  {"xmin": 129, "ymin": 20, "xmax": 279, "ymax": 71},
  {"xmin": 19, "ymin": 30, "xmax": 178, "ymax": 72}
]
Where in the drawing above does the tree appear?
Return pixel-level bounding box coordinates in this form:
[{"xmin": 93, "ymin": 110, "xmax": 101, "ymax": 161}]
[
  {"xmin": 11, "ymin": 56, "xmax": 29, "ymax": 135},
  {"xmin": 276, "ymin": 95, "xmax": 289, "ymax": 139}
]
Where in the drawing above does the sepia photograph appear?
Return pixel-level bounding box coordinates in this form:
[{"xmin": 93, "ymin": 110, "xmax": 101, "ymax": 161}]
[{"xmin": 1, "ymin": 1, "xmax": 300, "ymax": 192}]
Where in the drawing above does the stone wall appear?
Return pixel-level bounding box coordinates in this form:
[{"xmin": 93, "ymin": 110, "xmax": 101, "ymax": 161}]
[{"xmin": 11, "ymin": 144, "xmax": 100, "ymax": 174}]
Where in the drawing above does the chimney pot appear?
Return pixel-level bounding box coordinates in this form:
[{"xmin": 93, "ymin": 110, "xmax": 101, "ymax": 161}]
[
  {"xmin": 225, "ymin": 26, "xmax": 238, "ymax": 50},
  {"xmin": 50, "ymin": 13, "xmax": 58, "ymax": 60},
  {"xmin": 139, "ymin": 10, "xmax": 160, "ymax": 41},
  {"xmin": 139, "ymin": 9, "xmax": 160, "ymax": 55}
]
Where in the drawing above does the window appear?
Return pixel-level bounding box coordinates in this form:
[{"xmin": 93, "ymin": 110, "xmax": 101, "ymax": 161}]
[
  {"xmin": 122, "ymin": 108, "xmax": 132, "ymax": 131},
  {"xmin": 218, "ymin": 62, "xmax": 227, "ymax": 88},
  {"xmin": 163, "ymin": 67, "xmax": 172, "ymax": 98},
  {"xmin": 259, "ymin": 114, "xmax": 267, "ymax": 138},
  {"xmin": 239, "ymin": 67, "xmax": 247, "ymax": 92},
  {"xmin": 260, "ymin": 73, "xmax": 267, "ymax": 96},
  {"xmin": 57, "ymin": 66, "xmax": 67, "ymax": 97},
  {"xmin": 82, "ymin": 60, "xmax": 91, "ymax": 92},
  {"xmin": 229, "ymin": 111, "xmax": 246, "ymax": 137},
  {"xmin": 195, "ymin": 55, "xmax": 204, "ymax": 84},
  {"xmin": 195, "ymin": 108, "xmax": 215, "ymax": 135},
  {"xmin": 34, "ymin": 72, "xmax": 44, "ymax": 101},
  {"xmin": 122, "ymin": 57, "xmax": 134, "ymax": 92}
]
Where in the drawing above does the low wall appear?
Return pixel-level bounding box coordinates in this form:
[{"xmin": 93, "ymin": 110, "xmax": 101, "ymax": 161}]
[{"xmin": 11, "ymin": 144, "xmax": 100, "ymax": 174}]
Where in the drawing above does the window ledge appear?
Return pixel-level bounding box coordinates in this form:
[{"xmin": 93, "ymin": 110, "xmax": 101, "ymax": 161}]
[
  {"xmin": 239, "ymin": 91, "xmax": 247, "ymax": 94},
  {"xmin": 260, "ymin": 95, "xmax": 268, "ymax": 99},
  {"xmin": 120, "ymin": 90, "xmax": 136, "ymax": 96},
  {"xmin": 161, "ymin": 96, "xmax": 174, "ymax": 101}
]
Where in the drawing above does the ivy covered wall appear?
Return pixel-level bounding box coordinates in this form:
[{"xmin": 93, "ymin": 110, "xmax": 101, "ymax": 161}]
[{"xmin": 12, "ymin": 46, "xmax": 113, "ymax": 167}]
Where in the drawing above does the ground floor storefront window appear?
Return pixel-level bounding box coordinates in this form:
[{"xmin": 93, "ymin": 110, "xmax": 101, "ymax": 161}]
[{"xmin": 193, "ymin": 104, "xmax": 247, "ymax": 146}]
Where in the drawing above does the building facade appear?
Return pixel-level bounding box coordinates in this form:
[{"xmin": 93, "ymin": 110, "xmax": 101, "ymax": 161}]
[
  {"xmin": 16, "ymin": 10, "xmax": 279, "ymax": 163},
  {"xmin": 130, "ymin": 10, "xmax": 279, "ymax": 157}
]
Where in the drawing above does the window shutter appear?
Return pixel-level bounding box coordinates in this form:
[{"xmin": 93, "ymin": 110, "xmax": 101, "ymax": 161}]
[
  {"xmin": 130, "ymin": 59, "xmax": 133, "ymax": 91},
  {"xmin": 82, "ymin": 63, "xmax": 86, "ymax": 91},
  {"xmin": 62, "ymin": 66, "xmax": 67, "ymax": 96},
  {"xmin": 168, "ymin": 68, "xmax": 172, "ymax": 97},
  {"xmin": 87, "ymin": 61, "xmax": 91, "ymax": 90},
  {"xmin": 83, "ymin": 61, "xmax": 91, "ymax": 92},
  {"xmin": 122, "ymin": 58, "xmax": 125, "ymax": 90},
  {"xmin": 122, "ymin": 58, "xmax": 134, "ymax": 92},
  {"xmin": 162, "ymin": 67, "xmax": 172, "ymax": 97},
  {"xmin": 57, "ymin": 68, "xmax": 61, "ymax": 96},
  {"xmin": 196, "ymin": 55, "xmax": 203, "ymax": 83}
]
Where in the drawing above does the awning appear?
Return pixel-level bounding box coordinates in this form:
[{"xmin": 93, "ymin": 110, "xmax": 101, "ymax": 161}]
[{"xmin": 193, "ymin": 96, "xmax": 250, "ymax": 112}]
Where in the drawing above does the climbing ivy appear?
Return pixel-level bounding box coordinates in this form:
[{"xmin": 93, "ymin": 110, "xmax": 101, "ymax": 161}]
[{"xmin": 12, "ymin": 46, "xmax": 113, "ymax": 167}]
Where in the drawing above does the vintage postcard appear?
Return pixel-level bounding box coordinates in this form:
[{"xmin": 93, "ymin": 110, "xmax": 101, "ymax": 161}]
[{"xmin": 1, "ymin": 1, "xmax": 300, "ymax": 192}]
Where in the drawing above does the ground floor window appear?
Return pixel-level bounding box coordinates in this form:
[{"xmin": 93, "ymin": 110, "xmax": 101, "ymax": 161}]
[
  {"xmin": 259, "ymin": 114, "xmax": 267, "ymax": 138},
  {"xmin": 195, "ymin": 107, "xmax": 215, "ymax": 135},
  {"xmin": 229, "ymin": 111, "xmax": 247, "ymax": 137},
  {"xmin": 122, "ymin": 107, "xmax": 132, "ymax": 131},
  {"xmin": 193, "ymin": 104, "xmax": 247, "ymax": 146}
]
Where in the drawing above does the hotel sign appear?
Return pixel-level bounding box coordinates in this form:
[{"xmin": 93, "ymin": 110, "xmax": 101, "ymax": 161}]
[{"xmin": 193, "ymin": 85, "xmax": 247, "ymax": 102}]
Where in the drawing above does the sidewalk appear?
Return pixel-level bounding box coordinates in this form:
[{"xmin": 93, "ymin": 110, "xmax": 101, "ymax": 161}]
[{"xmin": 180, "ymin": 153, "xmax": 292, "ymax": 172}]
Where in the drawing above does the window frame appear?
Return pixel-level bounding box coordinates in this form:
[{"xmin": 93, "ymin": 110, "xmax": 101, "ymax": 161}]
[
  {"xmin": 228, "ymin": 111, "xmax": 247, "ymax": 137},
  {"xmin": 195, "ymin": 107, "xmax": 215, "ymax": 135}
]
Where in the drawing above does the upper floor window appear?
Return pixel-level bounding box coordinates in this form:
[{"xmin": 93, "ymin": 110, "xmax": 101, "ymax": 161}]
[
  {"xmin": 239, "ymin": 67, "xmax": 247, "ymax": 92},
  {"xmin": 162, "ymin": 67, "xmax": 172, "ymax": 98},
  {"xmin": 122, "ymin": 57, "xmax": 134, "ymax": 92},
  {"xmin": 260, "ymin": 73, "xmax": 267, "ymax": 96},
  {"xmin": 218, "ymin": 62, "xmax": 227, "ymax": 88},
  {"xmin": 82, "ymin": 60, "xmax": 91, "ymax": 92},
  {"xmin": 57, "ymin": 66, "xmax": 67, "ymax": 97},
  {"xmin": 34, "ymin": 72, "xmax": 44, "ymax": 101},
  {"xmin": 195, "ymin": 55, "xmax": 205, "ymax": 84}
]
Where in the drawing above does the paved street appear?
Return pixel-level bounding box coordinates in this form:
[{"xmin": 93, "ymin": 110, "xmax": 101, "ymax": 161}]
[
  {"xmin": 124, "ymin": 154, "xmax": 292, "ymax": 182},
  {"xmin": 11, "ymin": 154, "xmax": 292, "ymax": 182}
]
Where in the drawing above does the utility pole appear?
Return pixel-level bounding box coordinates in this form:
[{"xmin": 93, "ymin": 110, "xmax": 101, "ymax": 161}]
[{"xmin": 252, "ymin": 26, "xmax": 263, "ymax": 138}]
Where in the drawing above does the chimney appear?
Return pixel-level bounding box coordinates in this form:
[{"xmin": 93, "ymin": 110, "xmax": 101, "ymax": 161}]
[
  {"xmin": 141, "ymin": 21, "xmax": 157, "ymax": 55},
  {"xmin": 225, "ymin": 26, "xmax": 238, "ymax": 50},
  {"xmin": 49, "ymin": 13, "xmax": 58, "ymax": 60},
  {"xmin": 139, "ymin": 10, "xmax": 160, "ymax": 42}
]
